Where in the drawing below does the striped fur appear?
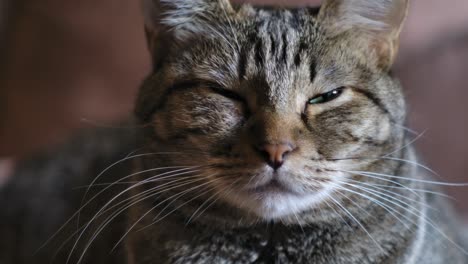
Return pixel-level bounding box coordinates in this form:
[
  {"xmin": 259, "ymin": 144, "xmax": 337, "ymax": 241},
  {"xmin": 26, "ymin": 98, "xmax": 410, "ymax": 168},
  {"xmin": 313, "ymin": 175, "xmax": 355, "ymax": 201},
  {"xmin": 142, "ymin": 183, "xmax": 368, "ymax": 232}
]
[{"xmin": 126, "ymin": 0, "xmax": 468, "ymax": 263}]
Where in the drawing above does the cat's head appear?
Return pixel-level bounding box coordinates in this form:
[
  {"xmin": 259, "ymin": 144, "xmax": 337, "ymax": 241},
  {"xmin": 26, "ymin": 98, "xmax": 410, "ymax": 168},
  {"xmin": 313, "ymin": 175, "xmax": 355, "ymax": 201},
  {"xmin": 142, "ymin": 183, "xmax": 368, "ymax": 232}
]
[{"xmin": 136, "ymin": 0, "xmax": 409, "ymax": 221}]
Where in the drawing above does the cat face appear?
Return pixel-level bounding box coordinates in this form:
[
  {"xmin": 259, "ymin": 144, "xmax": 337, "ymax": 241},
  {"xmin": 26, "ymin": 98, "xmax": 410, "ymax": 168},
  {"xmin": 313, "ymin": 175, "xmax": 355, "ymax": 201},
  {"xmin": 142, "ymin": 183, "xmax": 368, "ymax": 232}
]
[{"xmin": 137, "ymin": 0, "xmax": 409, "ymax": 220}]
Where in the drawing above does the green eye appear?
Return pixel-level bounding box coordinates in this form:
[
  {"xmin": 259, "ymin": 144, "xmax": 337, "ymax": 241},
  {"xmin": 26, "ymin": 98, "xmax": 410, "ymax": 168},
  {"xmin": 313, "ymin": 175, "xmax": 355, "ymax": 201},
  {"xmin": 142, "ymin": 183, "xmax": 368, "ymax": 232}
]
[{"xmin": 308, "ymin": 87, "xmax": 345, "ymax": 105}]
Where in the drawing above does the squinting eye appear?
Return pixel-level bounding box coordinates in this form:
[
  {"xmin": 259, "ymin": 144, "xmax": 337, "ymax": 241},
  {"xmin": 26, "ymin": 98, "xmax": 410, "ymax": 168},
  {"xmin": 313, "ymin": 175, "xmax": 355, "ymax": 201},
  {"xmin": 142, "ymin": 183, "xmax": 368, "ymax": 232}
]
[{"xmin": 308, "ymin": 87, "xmax": 345, "ymax": 105}]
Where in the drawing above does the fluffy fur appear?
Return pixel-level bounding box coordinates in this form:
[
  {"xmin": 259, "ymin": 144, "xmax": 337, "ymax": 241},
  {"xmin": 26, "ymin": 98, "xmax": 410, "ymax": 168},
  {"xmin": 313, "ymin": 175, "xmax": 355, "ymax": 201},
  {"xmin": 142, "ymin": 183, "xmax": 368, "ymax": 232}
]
[{"xmin": 1, "ymin": 0, "xmax": 467, "ymax": 263}]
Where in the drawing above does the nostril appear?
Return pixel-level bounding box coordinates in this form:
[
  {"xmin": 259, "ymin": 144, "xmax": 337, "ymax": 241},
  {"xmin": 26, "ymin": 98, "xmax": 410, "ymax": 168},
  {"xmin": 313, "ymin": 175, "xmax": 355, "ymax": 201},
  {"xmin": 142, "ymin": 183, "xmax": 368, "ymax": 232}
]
[
  {"xmin": 258, "ymin": 149, "xmax": 271, "ymax": 162},
  {"xmin": 269, "ymin": 160, "xmax": 284, "ymax": 170},
  {"xmin": 255, "ymin": 143, "xmax": 297, "ymax": 170},
  {"xmin": 282, "ymin": 149, "xmax": 292, "ymax": 159}
]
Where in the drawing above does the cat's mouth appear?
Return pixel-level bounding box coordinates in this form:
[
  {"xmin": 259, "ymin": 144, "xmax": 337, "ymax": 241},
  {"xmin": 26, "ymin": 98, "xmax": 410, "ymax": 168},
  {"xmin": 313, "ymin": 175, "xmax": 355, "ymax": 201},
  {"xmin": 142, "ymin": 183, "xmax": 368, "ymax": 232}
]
[
  {"xmin": 215, "ymin": 168, "xmax": 340, "ymax": 220},
  {"xmin": 246, "ymin": 178, "xmax": 297, "ymax": 195}
]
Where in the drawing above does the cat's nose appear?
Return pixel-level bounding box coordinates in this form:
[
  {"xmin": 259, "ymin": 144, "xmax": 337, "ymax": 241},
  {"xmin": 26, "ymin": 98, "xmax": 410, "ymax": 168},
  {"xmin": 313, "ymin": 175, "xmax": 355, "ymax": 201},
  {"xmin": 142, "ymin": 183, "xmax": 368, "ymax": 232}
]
[{"xmin": 256, "ymin": 143, "xmax": 296, "ymax": 170}]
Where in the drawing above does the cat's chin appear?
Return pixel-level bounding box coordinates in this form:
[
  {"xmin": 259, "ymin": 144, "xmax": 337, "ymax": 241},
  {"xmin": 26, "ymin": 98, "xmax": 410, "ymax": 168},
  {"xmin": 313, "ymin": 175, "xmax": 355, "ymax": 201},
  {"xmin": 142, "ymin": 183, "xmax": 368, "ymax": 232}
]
[{"xmin": 224, "ymin": 186, "xmax": 334, "ymax": 221}]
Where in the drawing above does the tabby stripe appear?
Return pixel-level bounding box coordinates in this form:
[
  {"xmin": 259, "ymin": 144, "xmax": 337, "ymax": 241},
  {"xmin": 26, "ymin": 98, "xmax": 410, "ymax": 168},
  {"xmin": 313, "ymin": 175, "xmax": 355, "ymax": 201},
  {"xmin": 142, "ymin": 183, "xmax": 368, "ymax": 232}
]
[
  {"xmin": 211, "ymin": 164, "xmax": 243, "ymax": 170},
  {"xmin": 352, "ymin": 88, "xmax": 391, "ymax": 117},
  {"xmin": 294, "ymin": 42, "xmax": 307, "ymax": 67},
  {"xmin": 210, "ymin": 143, "xmax": 234, "ymax": 157},
  {"xmin": 140, "ymin": 80, "xmax": 201, "ymax": 121},
  {"xmin": 270, "ymin": 34, "xmax": 276, "ymax": 56},
  {"xmin": 307, "ymin": 6, "xmax": 321, "ymax": 16},
  {"xmin": 343, "ymin": 130, "xmax": 360, "ymax": 143},
  {"xmin": 255, "ymin": 37, "xmax": 264, "ymax": 68},
  {"xmin": 280, "ymin": 32, "xmax": 288, "ymax": 63},
  {"xmin": 310, "ymin": 60, "xmax": 317, "ymax": 83},
  {"xmin": 180, "ymin": 128, "xmax": 206, "ymax": 136},
  {"xmin": 238, "ymin": 47, "xmax": 248, "ymax": 80},
  {"xmin": 362, "ymin": 138, "xmax": 387, "ymax": 147},
  {"xmin": 289, "ymin": 9, "xmax": 302, "ymax": 29},
  {"xmin": 168, "ymin": 128, "xmax": 208, "ymax": 141},
  {"xmin": 253, "ymin": 224, "xmax": 277, "ymax": 263}
]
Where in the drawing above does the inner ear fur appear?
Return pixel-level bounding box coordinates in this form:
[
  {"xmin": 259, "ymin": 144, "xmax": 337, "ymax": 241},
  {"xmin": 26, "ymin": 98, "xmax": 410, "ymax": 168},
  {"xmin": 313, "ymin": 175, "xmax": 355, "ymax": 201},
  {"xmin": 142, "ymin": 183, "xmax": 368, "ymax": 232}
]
[
  {"xmin": 319, "ymin": 0, "xmax": 410, "ymax": 70},
  {"xmin": 142, "ymin": 0, "xmax": 236, "ymax": 69}
]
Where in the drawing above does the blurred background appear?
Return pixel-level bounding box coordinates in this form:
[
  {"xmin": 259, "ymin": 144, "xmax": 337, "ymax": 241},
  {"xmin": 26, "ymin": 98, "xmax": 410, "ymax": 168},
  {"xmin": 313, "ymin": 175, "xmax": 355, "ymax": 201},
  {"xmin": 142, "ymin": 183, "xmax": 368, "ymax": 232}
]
[{"xmin": 0, "ymin": 0, "xmax": 467, "ymax": 218}]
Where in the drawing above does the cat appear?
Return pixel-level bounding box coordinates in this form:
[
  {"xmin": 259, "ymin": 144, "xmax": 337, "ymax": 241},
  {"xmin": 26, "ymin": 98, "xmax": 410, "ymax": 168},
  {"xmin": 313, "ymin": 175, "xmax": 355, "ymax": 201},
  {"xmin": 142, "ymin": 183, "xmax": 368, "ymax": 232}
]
[{"xmin": 1, "ymin": 0, "xmax": 467, "ymax": 263}]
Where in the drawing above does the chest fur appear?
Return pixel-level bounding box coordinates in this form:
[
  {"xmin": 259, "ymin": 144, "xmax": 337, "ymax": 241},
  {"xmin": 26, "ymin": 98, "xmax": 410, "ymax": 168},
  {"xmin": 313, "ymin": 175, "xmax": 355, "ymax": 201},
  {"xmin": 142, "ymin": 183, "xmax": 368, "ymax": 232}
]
[{"xmin": 125, "ymin": 217, "xmax": 411, "ymax": 264}]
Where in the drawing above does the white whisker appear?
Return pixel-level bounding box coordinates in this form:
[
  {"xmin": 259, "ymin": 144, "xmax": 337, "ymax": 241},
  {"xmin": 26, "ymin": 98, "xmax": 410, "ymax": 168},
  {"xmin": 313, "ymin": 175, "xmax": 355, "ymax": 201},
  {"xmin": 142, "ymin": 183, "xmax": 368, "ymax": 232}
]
[
  {"xmin": 327, "ymin": 195, "xmax": 384, "ymax": 252},
  {"xmin": 347, "ymin": 170, "xmax": 468, "ymax": 187},
  {"xmin": 341, "ymin": 179, "xmax": 437, "ymax": 211},
  {"xmin": 334, "ymin": 183, "xmax": 468, "ymax": 255},
  {"xmin": 336, "ymin": 170, "xmax": 422, "ymax": 198},
  {"xmin": 332, "ymin": 185, "xmax": 417, "ymax": 231},
  {"xmin": 39, "ymin": 166, "xmax": 197, "ymax": 256},
  {"xmin": 73, "ymin": 175, "xmax": 208, "ymax": 264},
  {"xmin": 111, "ymin": 177, "xmax": 220, "ymax": 252},
  {"xmin": 67, "ymin": 169, "xmax": 204, "ymax": 264},
  {"xmin": 383, "ymin": 130, "xmax": 427, "ymax": 158},
  {"xmin": 186, "ymin": 178, "xmax": 240, "ymax": 225}
]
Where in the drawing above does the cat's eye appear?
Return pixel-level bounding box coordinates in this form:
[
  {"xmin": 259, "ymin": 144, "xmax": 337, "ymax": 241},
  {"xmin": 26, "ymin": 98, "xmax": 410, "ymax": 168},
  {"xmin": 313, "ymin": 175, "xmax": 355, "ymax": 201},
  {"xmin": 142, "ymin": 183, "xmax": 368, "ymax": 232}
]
[
  {"xmin": 308, "ymin": 87, "xmax": 345, "ymax": 105},
  {"xmin": 209, "ymin": 86, "xmax": 245, "ymax": 102}
]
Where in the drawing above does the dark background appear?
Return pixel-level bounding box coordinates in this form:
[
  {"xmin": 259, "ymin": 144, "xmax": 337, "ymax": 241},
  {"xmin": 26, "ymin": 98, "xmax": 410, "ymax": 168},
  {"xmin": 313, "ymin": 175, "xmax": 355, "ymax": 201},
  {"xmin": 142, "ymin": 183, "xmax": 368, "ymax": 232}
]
[{"xmin": 1, "ymin": 0, "xmax": 468, "ymax": 218}]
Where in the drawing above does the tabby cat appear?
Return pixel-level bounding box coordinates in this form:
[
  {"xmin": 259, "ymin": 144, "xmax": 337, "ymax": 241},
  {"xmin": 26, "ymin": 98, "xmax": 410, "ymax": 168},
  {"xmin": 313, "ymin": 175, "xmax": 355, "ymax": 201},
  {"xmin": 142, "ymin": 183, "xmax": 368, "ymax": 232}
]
[{"xmin": 1, "ymin": 0, "xmax": 467, "ymax": 263}]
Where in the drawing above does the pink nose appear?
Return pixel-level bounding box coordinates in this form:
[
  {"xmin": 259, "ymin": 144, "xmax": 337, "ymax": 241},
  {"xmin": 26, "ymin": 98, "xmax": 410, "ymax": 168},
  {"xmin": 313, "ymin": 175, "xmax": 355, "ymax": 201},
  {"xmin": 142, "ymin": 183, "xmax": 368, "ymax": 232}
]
[{"xmin": 256, "ymin": 143, "xmax": 296, "ymax": 170}]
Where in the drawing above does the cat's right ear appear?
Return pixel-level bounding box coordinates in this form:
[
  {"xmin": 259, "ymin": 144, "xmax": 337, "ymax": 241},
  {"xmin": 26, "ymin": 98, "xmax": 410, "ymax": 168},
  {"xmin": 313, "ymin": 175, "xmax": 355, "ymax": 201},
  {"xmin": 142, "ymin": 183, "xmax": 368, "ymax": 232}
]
[
  {"xmin": 142, "ymin": 0, "xmax": 167, "ymax": 68},
  {"xmin": 142, "ymin": 0, "xmax": 160, "ymax": 49},
  {"xmin": 142, "ymin": 0, "xmax": 234, "ymax": 68}
]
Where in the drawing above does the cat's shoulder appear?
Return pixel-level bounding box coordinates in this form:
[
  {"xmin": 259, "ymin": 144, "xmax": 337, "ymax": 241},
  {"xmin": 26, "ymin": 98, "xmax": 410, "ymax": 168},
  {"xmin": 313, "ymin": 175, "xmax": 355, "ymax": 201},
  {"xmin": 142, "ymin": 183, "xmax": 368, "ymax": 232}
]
[{"xmin": 0, "ymin": 123, "xmax": 136, "ymax": 264}]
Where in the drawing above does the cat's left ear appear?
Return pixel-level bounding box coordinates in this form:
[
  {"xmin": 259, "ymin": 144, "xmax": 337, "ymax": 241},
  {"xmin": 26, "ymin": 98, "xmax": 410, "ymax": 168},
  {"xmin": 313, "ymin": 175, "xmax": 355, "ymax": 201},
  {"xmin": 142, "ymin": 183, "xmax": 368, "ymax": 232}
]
[
  {"xmin": 319, "ymin": 0, "xmax": 409, "ymax": 70},
  {"xmin": 142, "ymin": 0, "xmax": 234, "ymax": 67}
]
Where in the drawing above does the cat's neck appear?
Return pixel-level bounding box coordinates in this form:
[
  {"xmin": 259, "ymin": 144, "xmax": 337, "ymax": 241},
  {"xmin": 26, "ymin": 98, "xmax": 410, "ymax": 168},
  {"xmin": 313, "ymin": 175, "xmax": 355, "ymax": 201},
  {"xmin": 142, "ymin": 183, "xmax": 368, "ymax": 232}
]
[{"xmin": 125, "ymin": 200, "xmax": 421, "ymax": 264}]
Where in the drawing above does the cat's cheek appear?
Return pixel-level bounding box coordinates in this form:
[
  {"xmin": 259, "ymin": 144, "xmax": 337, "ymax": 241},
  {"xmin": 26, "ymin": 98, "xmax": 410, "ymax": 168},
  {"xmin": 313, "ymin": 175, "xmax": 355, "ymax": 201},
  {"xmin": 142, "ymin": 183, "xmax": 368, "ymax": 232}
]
[
  {"xmin": 210, "ymin": 111, "xmax": 245, "ymax": 137},
  {"xmin": 178, "ymin": 114, "xmax": 244, "ymax": 151},
  {"xmin": 152, "ymin": 113, "xmax": 171, "ymax": 141},
  {"xmin": 304, "ymin": 95, "xmax": 393, "ymax": 159},
  {"xmin": 372, "ymin": 116, "xmax": 392, "ymax": 143}
]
